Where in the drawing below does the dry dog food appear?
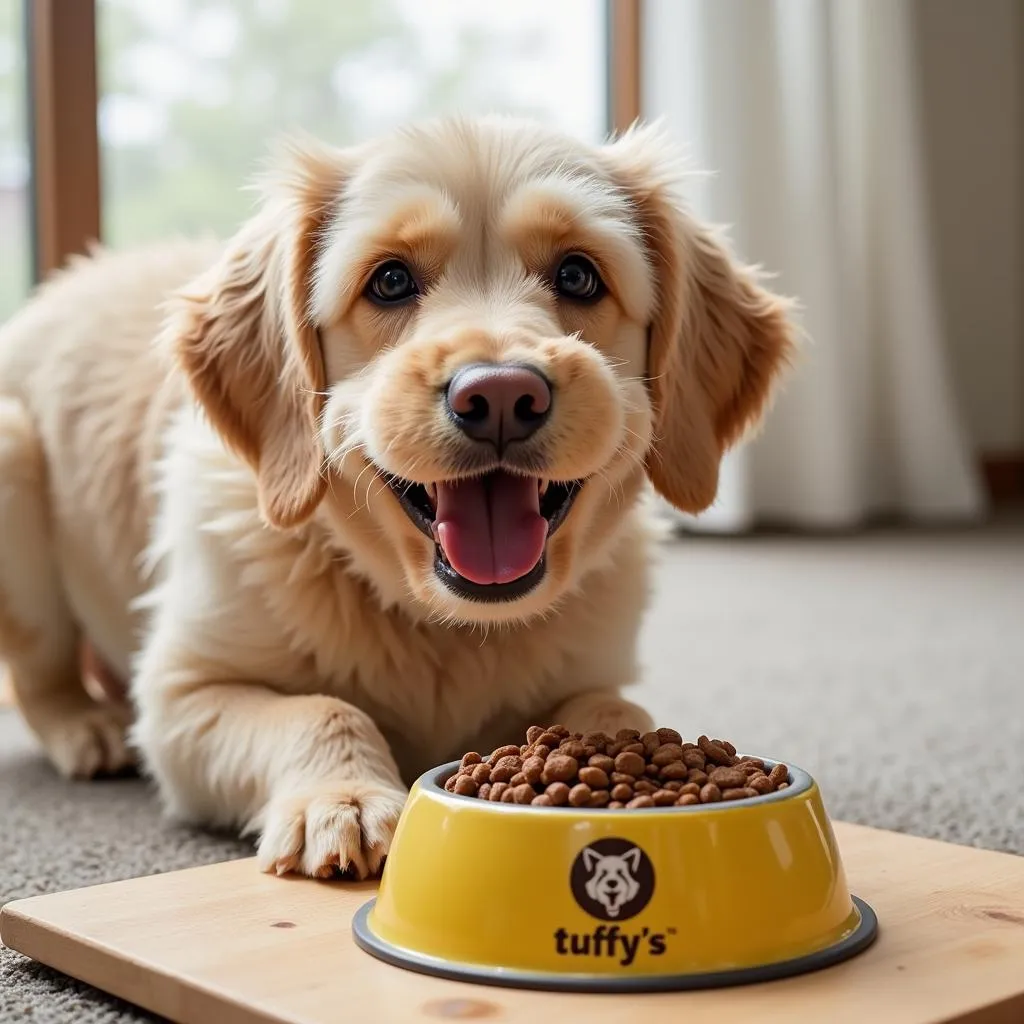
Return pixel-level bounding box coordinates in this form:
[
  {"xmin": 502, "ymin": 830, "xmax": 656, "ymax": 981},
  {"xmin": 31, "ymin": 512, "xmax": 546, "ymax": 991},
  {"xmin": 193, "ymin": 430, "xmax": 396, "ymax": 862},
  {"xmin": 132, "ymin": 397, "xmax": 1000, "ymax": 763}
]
[{"xmin": 444, "ymin": 725, "xmax": 791, "ymax": 808}]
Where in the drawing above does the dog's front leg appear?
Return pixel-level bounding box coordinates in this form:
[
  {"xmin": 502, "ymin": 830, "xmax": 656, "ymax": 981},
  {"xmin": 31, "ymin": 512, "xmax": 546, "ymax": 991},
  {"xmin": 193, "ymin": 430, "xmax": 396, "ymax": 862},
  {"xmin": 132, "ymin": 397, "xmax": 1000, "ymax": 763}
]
[
  {"xmin": 133, "ymin": 671, "xmax": 406, "ymax": 879},
  {"xmin": 548, "ymin": 690, "xmax": 654, "ymax": 738}
]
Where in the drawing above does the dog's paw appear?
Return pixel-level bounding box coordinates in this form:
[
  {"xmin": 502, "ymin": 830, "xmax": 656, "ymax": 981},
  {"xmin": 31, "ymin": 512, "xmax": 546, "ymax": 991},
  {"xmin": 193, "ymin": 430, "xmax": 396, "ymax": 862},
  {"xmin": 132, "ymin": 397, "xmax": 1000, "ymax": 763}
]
[
  {"xmin": 257, "ymin": 780, "xmax": 407, "ymax": 879},
  {"xmin": 40, "ymin": 703, "xmax": 135, "ymax": 779}
]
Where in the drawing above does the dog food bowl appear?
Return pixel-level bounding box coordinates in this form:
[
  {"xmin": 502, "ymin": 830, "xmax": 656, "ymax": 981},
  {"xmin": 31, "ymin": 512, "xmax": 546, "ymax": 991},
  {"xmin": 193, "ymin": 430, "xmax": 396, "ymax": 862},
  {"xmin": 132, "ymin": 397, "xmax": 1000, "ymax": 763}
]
[{"xmin": 352, "ymin": 756, "xmax": 877, "ymax": 992}]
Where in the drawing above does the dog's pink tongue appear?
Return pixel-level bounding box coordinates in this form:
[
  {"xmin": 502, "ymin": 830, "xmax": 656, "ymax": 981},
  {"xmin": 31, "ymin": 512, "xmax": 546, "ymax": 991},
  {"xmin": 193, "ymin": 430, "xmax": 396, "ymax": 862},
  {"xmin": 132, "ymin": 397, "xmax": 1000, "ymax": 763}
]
[{"xmin": 435, "ymin": 473, "xmax": 547, "ymax": 586}]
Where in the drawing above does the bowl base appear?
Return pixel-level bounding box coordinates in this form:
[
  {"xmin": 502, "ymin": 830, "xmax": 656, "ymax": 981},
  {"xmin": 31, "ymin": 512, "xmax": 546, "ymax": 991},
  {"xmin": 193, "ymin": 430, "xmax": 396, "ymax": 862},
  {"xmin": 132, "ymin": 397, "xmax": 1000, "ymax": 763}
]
[{"xmin": 352, "ymin": 895, "xmax": 878, "ymax": 993}]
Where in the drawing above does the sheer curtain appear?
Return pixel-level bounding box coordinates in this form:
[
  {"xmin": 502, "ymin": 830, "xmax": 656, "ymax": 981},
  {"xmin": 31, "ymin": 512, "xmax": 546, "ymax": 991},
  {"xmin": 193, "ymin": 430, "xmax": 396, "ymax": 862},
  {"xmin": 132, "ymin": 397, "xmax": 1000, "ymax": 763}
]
[{"xmin": 643, "ymin": 0, "xmax": 987, "ymax": 532}]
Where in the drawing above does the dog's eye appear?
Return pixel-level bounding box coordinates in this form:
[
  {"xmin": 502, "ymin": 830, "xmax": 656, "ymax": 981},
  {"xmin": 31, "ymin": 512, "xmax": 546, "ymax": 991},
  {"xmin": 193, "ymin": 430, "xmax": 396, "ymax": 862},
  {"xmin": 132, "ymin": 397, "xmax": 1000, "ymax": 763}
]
[
  {"xmin": 367, "ymin": 260, "xmax": 418, "ymax": 305},
  {"xmin": 554, "ymin": 254, "xmax": 605, "ymax": 303}
]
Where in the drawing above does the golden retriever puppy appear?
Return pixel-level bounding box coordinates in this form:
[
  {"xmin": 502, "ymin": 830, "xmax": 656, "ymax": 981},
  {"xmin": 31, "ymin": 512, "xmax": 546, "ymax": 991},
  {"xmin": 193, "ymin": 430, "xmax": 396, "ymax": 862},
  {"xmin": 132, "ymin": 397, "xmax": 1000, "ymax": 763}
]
[{"xmin": 0, "ymin": 117, "xmax": 794, "ymax": 877}]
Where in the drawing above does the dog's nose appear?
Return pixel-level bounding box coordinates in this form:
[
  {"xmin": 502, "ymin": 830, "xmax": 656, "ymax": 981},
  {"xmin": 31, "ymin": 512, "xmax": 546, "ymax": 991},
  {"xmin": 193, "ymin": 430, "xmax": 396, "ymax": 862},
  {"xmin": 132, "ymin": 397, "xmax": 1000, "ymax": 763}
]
[
  {"xmin": 445, "ymin": 363, "xmax": 551, "ymax": 449},
  {"xmin": 605, "ymin": 879, "xmax": 619, "ymax": 889}
]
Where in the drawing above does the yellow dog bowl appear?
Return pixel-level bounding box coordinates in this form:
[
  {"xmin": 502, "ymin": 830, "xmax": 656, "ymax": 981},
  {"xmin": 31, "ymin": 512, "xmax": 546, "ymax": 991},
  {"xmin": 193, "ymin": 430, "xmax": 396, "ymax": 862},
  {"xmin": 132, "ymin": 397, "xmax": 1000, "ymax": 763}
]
[{"xmin": 352, "ymin": 757, "xmax": 877, "ymax": 991}]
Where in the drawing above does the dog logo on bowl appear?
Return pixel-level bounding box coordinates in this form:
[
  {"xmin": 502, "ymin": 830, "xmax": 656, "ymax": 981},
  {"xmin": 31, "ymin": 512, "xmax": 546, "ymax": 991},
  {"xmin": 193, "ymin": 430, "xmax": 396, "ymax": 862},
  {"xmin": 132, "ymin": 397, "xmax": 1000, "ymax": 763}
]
[{"xmin": 570, "ymin": 839, "xmax": 655, "ymax": 921}]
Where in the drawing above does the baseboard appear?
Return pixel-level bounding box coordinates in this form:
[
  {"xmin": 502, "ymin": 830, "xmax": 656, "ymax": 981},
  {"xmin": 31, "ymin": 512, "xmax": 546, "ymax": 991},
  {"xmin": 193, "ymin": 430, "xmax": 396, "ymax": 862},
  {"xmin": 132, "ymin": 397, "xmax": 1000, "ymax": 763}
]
[{"xmin": 981, "ymin": 453, "xmax": 1024, "ymax": 503}]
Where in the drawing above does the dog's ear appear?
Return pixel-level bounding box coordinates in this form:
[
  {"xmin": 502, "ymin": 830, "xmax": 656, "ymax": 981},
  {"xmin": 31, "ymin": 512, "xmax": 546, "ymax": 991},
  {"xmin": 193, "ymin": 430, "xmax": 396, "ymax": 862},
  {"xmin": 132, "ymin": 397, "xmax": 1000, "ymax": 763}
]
[
  {"xmin": 164, "ymin": 138, "xmax": 356, "ymax": 529},
  {"xmin": 622, "ymin": 846, "xmax": 642, "ymax": 874},
  {"xmin": 602, "ymin": 124, "xmax": 798, "ymax": 513},
  {"xmin": 581, "ymin": 848, "xmax": 601, "ymax": 873}
]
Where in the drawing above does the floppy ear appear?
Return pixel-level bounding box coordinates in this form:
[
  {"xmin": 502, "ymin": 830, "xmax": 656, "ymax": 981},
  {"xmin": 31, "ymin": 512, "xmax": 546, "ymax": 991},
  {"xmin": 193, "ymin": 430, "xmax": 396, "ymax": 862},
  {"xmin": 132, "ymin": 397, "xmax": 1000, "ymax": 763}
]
[
  {"xmin": 603, "ymin": 124, "xmax": 798, "ymax": 513},
  {"xmin": 164, "ymin": 139, "xmax": 352, "ymax": 528}
]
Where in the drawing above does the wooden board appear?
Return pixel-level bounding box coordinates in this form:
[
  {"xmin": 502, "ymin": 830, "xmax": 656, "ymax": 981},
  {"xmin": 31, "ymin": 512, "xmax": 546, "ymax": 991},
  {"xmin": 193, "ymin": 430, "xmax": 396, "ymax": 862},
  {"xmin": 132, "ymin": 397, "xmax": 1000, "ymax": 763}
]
[{"xmin": 3, "ymin": 823, "xmax": 1024, "ymax": 1024}]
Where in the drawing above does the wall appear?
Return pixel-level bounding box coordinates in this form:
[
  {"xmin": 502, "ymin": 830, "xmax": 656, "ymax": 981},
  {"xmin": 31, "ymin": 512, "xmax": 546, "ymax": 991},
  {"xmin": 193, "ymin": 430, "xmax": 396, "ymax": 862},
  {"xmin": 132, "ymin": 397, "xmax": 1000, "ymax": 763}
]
[{"xmin": 913, "ymin": 0, "xmax": 1023, "ymax": 455}]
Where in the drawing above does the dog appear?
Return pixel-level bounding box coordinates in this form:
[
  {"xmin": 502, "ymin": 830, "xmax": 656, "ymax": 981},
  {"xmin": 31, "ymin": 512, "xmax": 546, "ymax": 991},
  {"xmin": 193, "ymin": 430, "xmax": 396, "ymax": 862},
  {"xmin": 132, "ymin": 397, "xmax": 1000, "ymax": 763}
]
[
  {"xmin": 0, "ymin": 116, "xmax": 794, "ymax": 878},
  {"xmin": 582, "ymin": 847, "xmax": 642, "ymax": 917}
]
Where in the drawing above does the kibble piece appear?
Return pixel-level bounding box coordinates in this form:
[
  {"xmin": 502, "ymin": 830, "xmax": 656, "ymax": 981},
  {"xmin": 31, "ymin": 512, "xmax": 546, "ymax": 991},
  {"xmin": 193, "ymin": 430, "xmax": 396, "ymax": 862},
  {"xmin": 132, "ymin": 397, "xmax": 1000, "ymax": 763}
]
[
  {"xmin": 657, "ymin": 727, "xmax": 683, "ymax": 745},
  {"xmin": 537, "ymin": 730, "xmax": 562, "ymax": 748},
  {"xmin": 510, "ymin": 772, "xmax": 527, "ymax": 787},
  {"xmin": 588, "ymin": 789, "xmax": 611, "ymax": 808},
  {"xmin": 682, "ymin": 749, "xmax": 706, "ymax": 770},
  {"xmin": 489, "ymin": 764, "xmax": 514, "ymax": 783},
  {"xmin": 532, "ymin": 794, "xmax": 554, "ymax": 806},
  {"xmin": 545, "ymin": 781, "xmax": 571, "ymax": 806},
  {"xmin": 658, "ymin": 762, "xmax": 689, "ymax": 781},
  {"xmin": 653, "ymin": 789, "xmax": 678, "ymax": 806},
  {"xmin": 512, "ymin": 783, "xmax": 536, "ymax": 804},
  {"xmin": 738, "ymin": 757, "xmax": 766, "ymax": 770},
  {"xmin": 477, "ymin": 782, "xmax": 492, "ymax": 800},
  {"xmin": 578, "ymin": 766, "xmax": 610, "ymax": 789},
  {"xmin": 620, "ymin": 742, "xmax": 646, "ymax": 757},
  {"xmin": 588, "ymin": 754, "xmax": 615, "ymax": 774},
  {"xmin": 493, "ymin": 754, "xmax": 522, "ymax": 773},
  {"xmin": 651, "ymin": 743, "xmax": 685, "ymax": 766},
  {"xmin": 676, "ymin": 793, "xmax": 700, "ymax": 806},
  {"xmin": 633, "ymin": 779, "xmax": 657, "ymax": 795},
  {"xmin": 663, "ymin": 780, "xmax": 684, "ymax": 792},
  {"xmin": 489, "ymin": 745, "xmax": 520, "ymax": 762},
  {"xmin": 769, "ymin": 763, "xmax": 789, "ymax": 787},
  {"xmin": 709, "ymin": 766, "xmax": 748, "ymax": 790},
  {"xmin": 626, "ymin": 794, "xmax": 655, "ymax": 809},
  {"xmin": 611, "ymin": 782, "xmax": 634, "ymax": 802},
  {"xmin": 569, "ymin": 783, "xmax": 592, "ymax": 807},
  {"xmin": 608, "ymin": 801, "xmax": 625, "ymax": 809},
  {"xmin": 698, "ymin": 735, "xmax": 732, "ymax": 765},
  {"xmin": 644, "ymin": 763, "xmax": 660, "ymax": 778},
  {"xmin": 614, "ymin": 751, "xmax": 646, "ymax": 777},
  {"xmin": 489, "ymin": 781, "xmax": 509, "ymax": 801},
  {"xmin": 610, "ymin": 771, "xmax": 635, "ymax": 786},
  {"xmin": 616, "ymin": 728, "xmax": 641, "ymax": 743},
  {"xmin": 583, "ymin": 731, "xmax": 612, "ymax": 751},
  {"xmin": 777, "ymin": 782, "xmax": 790, "ymax": 790},
  {"xmin": 521, "ymin": 755, "xmax": 546, "ymax": 784},
  {"xmin": 526, "ymin": 725, "xmax": 544, "ymax": 744},
  {"xmin": 748, "ymin": 774, "xmax": 773, "ymax": 794},
  {"xmin": 700, "ymin": 782, "xmax": 722, "ymax": 803},
  {"xmin": 454, "ymin": 775, "xmax": 478, "ymax": 796},
  {"xmin": 548, "ymin": 724, "xmax": 570, "ymax": 738},
  {"xmin": 559, "ymin": 740, "xmax": 588, "ymax": 760},
  {"xmin": 460, "ymin": 751, "xmax": 482, "ymax": 768},
  {"xmin": 687, "ymin": 768, "xmax": 709, "ymax": 786},
  {"xmin": 444, "ymin": 775, "xmax": 458, "ymax": 792},
  {"xmin": 500, "ymin": 787, "xmax": 516, "ymax": 803},
  {"xmin": 722, "ymin": 787, "xmax": 759, "ymax": 801},
  {"xmin": 718, "ymin": 739, "xmax": 738, "ymax": 757},
  {"xmin": 471, "ymin": 764, "xmax": 491, "ymax": 785},
  {"xmin": 679, "ymin": 782, "xmax": 701, "ymax": 796},
  {"xmin": 541, "ymin": 754, "xmax": 578, "ymax": 785},
  {"xmin": 641, "ymin": 731, "xmax": 662, "ymax": 756}
]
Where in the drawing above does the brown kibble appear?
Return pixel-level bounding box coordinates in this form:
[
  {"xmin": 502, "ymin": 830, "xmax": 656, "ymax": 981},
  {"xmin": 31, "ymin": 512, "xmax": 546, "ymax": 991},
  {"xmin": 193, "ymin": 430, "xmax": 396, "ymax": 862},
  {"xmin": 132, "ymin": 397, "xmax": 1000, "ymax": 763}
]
[
  {"xmin": 541, "ymin": 754, "xmax": 579, "ymax": 784},
  {"xmin": 663, "ymin": 780, "xmax": 683, "ymax": 792},
  {"xmin": 444, "ymin": 775, "xmax": 458, "ymax": 792},
  {"xmin": 657, "ymin": 727, "xmax": 683, "ymax": 745},
  {"xmin": 512, "ymin": 783, "xmax": 536, "ymax": 804},
  {"xmin": 548, "ymin": 724, "xmax": 570, "ymax": 738},
  {"xmin": 614, "ymin": 751, "xmax": 646, "ymax": 777},
  {"xmin": 615, "ymin": 728, "xmax": 641, "ymax": 742},
  {"xmin": 644, "ymin": 763, "xmax": 660, "ymax": 778},
  {"xmin": 651, "ymin": 743, "xmax": 685, "ymax": 766},
  {"xmin": 501, "ymin": 787, "xmax": 516, "ymax": 802},
  {"xmin": 738, "ymin": 757, "xmax": 766, "ymax": 770},
  {"xmin": 698, "ymin": 735, "xmax": 732, "ymax": 765},
  {"xmin": 675, "ymin": 793, "xmax": 700, "ymax": 806},
  {"xmin": 687, "ymin": 768, "xmax": 709, "ymax": 786},
  {"xmin": 471, "ymin": 763, "xmax": 491, "ymax": 785},
  {"xmin": 510, "ymin": 772, "xmax": 527, "ymax": 787},
  {"xmin": 626, "ymin": 795, "xmax": 655, "ymax": 809},
  {"xmin": 489, "ymin": 782, "xmax": 509, "ymax": 801},
  {"xmin": 634, "ymin": 779, "xmax": 657, "ymax": 795},
  {"xmin": 583, "ymin": 731, "xmax": 612, "ymax": 751},
  {"xmin": 620, "ymin": 742, "xmax": 646, "ymax": 757},
  {"xmin": 532, "ymin": 794, "xmax": 553, "ymax": 806},
  {"xmin": 521, "ymin": 755, "xmax": 546, "ymax": 784},
  {"xmin": 611, "ymin": 782, "xmax": 634, "ymax": 802},
  {"xmin": 659, "ymin": 762, "xmax": 689, "ymax": 781},
  {"xmin": 537, "ymin": 731, "xmax": 561, "ymax": 748},
  {"xmin": 748, "ymin": 774, "xmax": 773, "ymax": 794},
  {"xmin": 700, "ymin": 783, "xmax": 722, "ymax": 803},
  {"xmin": 579, "ymin": 766, "xmax": 610, "ymax": 788},
  {"xmin": 769, "ymin": 763, "xmax": 789, "ymax": 787},
  {"xmin": 608, "ymin": 801, "xmax": 625, "ymax": 809},
  {"xmin": 490, "ymin": 745, "xmax": 521, "ymax": 762},
  {"xmin": 489, "ymin": 764, "xmax": 514, "ymax": 783},
  {"xmin": 588, "ymin": 789, "xmax": 611, "ymax": 807},
  {"xmin": 477, "ymin": 782, "xmax": 492, "ymax": 800},
  {"xmin": 559, "ymin": 740, "xmax": 588, "ymax": 760},
  {"xmin": 641, "ymin": 731, "xmax": 662, "ymax": 756},
  {"xmin": 460, "ymin": 751, "xmax": 482, "ymax": 768},
  {"xmin": 493, "ymin": 755, "xmax": 522, "ymax": 774},
  {"xmin": 588, "ymin": 754, "xmax": 615, "ymax": 774},
  {"xmin": 454, "ymin": 775, "xmax": 478, "ymax": 796},
  {"xmin": 778, "ymin": 782, "xmax": 790, "ymax": 790},
  {"xmin": 722, "ymin": 787, "xmax": 759, "ymax": 801},
  {"xmin": 531, "ymin": 744, "xmax": 552, "ymax": 761},
  {"xmin": 568, "ymin": 783, "xmax": 592, "ymax": 807},
  {"xmin": 606, "ymin": 742, "xmax": 623, "ymax": 758},
  {"xmin": 546, "ymin": 781, "xmax": 571, "ymax": 805},
  {"xmin": 709, "ymin": 767, "xmax": 748, "ymax": 789},
  {"xmin": 610, "ymin": 772, "xmax": 635, "ymax": 786},
  {"xmin": 525, "ymin": 725, "xmax": 544, "ymax": 744},
  {"xmin": 679, "ymin": 782, "xmax": 701, "ymax": 796},
  {"xmin": 717, "ymin": 739, "xmax": 738, "ymax": 757},
  {"xmin": 682, "ymin": 749, "xmax": 706, "ymax": 770},
  {"xmin": 653, "ymin": 788, "xmax": 678, "ymax": 806}
]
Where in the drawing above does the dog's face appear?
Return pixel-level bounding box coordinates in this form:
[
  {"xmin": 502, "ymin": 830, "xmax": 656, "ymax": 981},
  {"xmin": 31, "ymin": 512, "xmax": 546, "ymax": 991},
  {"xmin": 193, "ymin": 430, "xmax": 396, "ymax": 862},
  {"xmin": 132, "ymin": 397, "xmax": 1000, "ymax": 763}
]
[
  {"xmin": 582, "ymin": 847, "xmax": 642, "ymax": 917},
  {"xmin": 169, "ymin": 118, "xmax": 795, "ymax": 624}
]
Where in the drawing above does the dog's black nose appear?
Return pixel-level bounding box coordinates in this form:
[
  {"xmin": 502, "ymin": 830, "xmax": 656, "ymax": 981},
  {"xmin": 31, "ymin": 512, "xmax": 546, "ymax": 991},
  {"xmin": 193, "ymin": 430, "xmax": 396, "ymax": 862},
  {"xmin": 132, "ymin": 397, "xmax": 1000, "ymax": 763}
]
[
  {"xmin": 446, "ymin": 363, "xmax": 551, "ymax": 449},
  {"xmin": 605, "ymin": 879, "xmax": 619, "ymax": 889}
]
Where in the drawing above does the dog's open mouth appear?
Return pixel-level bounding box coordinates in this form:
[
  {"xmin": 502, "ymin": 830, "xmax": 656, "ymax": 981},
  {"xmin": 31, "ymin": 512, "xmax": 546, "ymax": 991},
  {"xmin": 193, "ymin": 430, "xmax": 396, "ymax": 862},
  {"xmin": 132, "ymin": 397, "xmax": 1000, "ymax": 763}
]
[{"xmin": 384, "ymin": 470, "xmax": 584, "ymax": 602}]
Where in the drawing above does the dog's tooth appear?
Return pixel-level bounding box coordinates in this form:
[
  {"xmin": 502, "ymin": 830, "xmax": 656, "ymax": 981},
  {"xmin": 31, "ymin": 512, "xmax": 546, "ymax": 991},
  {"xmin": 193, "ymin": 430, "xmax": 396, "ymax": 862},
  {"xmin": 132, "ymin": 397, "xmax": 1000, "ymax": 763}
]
[
  {"xmin": 426, "ymin": 482, "xmax": 437, "ymax": 506},
  {"xmin": 539, "ymin": 479, "xmax": 549, "ymax": 497}
]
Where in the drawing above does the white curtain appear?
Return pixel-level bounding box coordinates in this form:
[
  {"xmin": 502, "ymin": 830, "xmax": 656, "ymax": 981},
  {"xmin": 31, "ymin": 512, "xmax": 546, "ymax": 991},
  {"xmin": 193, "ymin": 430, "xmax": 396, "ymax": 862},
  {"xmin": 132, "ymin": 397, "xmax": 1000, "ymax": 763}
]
[{"xmin": 643, "ymin": 0, "xmax": 988, "ymax": 532}]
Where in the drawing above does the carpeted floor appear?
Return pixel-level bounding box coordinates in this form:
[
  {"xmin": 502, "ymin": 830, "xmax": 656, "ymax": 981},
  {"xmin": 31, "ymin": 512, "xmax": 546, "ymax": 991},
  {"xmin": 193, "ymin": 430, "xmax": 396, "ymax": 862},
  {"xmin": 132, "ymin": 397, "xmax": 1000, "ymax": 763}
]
[{"xmin": 2, "ymin": 518, "xmax": 1022, "ymax": 1021}]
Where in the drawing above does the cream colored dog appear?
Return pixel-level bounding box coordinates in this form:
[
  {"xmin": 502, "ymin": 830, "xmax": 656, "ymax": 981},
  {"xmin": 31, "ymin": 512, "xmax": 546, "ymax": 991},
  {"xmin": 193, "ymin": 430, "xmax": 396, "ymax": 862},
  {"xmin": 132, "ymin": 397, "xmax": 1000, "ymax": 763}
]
[{"xmin": 0, "ymin": 117, "xmax": 794, "ymax": 877}]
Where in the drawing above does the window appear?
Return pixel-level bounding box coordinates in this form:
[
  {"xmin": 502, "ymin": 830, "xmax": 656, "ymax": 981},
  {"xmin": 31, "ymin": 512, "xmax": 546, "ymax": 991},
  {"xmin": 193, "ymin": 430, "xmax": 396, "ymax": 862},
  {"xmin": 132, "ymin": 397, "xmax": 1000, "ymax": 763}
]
[
  {"xmin": 0, "ymin": 0, "xmax": 30, "ymax": 321},
  {"xmin": 97, "ymin": 0, "xmax": 608, "ymax": 247}
]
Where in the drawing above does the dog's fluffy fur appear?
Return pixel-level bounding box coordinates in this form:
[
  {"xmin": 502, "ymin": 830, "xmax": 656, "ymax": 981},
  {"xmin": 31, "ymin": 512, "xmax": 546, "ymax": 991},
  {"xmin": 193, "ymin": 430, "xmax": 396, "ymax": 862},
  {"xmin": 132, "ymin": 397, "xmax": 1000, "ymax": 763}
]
[{"xmin": 0, "ymin": 117, "xmax": 794, "ymax": 877}]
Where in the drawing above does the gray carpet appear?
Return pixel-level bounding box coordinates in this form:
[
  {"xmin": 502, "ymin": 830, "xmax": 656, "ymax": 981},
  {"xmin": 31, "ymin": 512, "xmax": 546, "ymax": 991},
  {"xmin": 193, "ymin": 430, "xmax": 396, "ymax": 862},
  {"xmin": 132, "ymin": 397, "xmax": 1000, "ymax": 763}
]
[{"xmin": 2, "ymin": 518, "xmax": 1022, "ymax": 1020}]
